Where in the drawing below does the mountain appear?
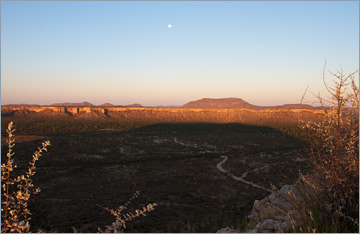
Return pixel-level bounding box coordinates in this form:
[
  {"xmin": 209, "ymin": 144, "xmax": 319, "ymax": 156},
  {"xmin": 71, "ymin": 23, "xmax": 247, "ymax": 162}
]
[
  {"xmin": 154, "ymin": 105, "xmax": 180, "ymax": 108},
  {"xmin": 277, "ymin": 104, "xmax": 316, "ymax": 109},
  {"xmin": 182, "ymin": 98, "xmax": 317, "ymax": 110},
  {"xmin": 102, "ymin": 103, "xmax": 143, "ymax": 107},
  {"xmin": 2, "ymin": 104, "xmax": 40, "ymax": 107},
  {"xmin": 3, "ymin": 99, "xmax": 316, "ymax": 109},
  {"xmin": 126, "ymin": 103, "xmax": 143, "ymax": 107},
  {"xmin": 99, "ymin": 103, "xmax": 114, "ymax": 107},
  {"xmin": 182, "ymin": 98, "xmax": 262, "ymax": 109},
  {"xmin": 51, "ymin": 101, "xmax": 95, "ymax": 107}
]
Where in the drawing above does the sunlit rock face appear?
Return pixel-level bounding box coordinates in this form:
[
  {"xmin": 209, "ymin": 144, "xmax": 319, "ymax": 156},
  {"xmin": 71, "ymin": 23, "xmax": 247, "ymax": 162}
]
[{"xmin": 1, "ymin": 106, "xmax": 324, "ymax": 124}]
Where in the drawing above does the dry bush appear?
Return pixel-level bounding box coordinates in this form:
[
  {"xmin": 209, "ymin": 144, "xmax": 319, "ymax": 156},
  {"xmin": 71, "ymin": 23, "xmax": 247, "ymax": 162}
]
[
  {"xmin": 293, "ymin": 68, "xmax": 359, "ymax": 232},
  {"xmin": 1, "ymin": 122, "xmax": 50, "ymax": 233},
  {"xmin": 97, "ymin": 191, "xmax": 157, "ymax": 233}
]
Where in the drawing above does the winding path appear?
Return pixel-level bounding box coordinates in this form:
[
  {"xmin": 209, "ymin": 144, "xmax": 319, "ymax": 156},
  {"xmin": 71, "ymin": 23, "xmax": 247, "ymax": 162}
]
[{"xmin": 216, "ymin": 156, "xmax": 272, "ymax": 193}]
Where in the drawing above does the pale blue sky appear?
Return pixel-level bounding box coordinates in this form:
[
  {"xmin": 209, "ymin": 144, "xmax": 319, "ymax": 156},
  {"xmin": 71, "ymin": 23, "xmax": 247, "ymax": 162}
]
[{"xmin": 1, "ymin": 1, "xmax": 359, "ymax": 106}]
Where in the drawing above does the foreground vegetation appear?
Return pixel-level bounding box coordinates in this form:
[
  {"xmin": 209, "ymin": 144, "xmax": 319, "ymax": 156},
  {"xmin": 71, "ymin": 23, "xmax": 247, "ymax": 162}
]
[
  {"xmin": 1, "ymin": 122, "xmax": 50, "ymax": 232},
  {"xmin": 294, "ymin": 69, "xmax": 359, "ymax": 232}
]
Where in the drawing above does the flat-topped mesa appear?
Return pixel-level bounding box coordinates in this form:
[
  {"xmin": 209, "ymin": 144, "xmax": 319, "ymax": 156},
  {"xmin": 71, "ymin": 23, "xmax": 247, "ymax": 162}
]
[
  {"xmin": 1, "ymin": 105, "xmax": 324, "ymax": 125},
  {"xmin": 182, "ymin": 97, "xmax": 261, "ymax": 109},
  {"xmin": 1, "ymin": 106, "xmax": 66, "ymax": 113}
]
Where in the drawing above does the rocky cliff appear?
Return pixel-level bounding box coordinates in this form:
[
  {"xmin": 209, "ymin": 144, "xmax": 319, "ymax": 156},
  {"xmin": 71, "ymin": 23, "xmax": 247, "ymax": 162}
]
[{"xmin": 1, "ymin": 106, "xmax": 324, "ymax": 125}]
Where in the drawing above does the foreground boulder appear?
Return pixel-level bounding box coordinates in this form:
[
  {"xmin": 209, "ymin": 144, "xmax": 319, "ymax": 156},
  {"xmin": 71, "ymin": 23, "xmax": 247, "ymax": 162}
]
[
  {"xmin": 247, "ymin": 183, "xmax": 305, "ymax": 233},
  {"xmin": 216, "ymin": 226, "xmax": 239, "ymax": 233}
]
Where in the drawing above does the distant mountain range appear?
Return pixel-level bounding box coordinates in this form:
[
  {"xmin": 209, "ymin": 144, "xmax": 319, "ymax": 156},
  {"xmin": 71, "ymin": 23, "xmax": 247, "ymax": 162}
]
[
  {"xmin": 3, "ymin": 98, "xmax": 316, "ymax": 109},
  {"xmin": 99, "ymin": 103, "xmax": 143, "ymax": 107},
  {"xmin": 125, "ymin": 103, "xmax": 143, "ymax": 107},
  {"xmin": 4, "ymin": 104, "xmax": 41, "ymax": 107},
  {"xmin": 154, "ymin": 105, "xmax": 181, "ymax": 108},
  {"xmin": 51, "ymin": 102, "xmax": 95, "ymax": 107},
  {"xmin": 48, "ymin": 102, "xmax": 143, "ymax": 107},
  {"xmin": 181, "ymin": 98, "xmax": 316, "ymax": 110}
]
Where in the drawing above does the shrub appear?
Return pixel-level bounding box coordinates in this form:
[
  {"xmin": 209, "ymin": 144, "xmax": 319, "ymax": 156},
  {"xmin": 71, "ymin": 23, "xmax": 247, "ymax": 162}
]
[
  {"xmin": 97, "ymin": 191, "xmax": 157, "ymax": 233},
  {"xmin": 1, "ymin": 122, "xmax": 51, "ymax": 233},
  {"xmin": 294, "ymin": 68, "xmax": 359, "ymax": 232}
]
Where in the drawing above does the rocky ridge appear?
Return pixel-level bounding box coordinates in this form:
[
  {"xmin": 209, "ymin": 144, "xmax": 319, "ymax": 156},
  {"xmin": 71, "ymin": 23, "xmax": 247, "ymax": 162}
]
[{"xmin": 1, "ymin": 106, "xmax": 324, "ymax": 125}]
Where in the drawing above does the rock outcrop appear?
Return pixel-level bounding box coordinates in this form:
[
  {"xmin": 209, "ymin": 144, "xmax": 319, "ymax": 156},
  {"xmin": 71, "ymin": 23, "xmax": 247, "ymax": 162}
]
[{"xmin": 247, "ymin": 184, "xmax": 305, "ymax": 233}]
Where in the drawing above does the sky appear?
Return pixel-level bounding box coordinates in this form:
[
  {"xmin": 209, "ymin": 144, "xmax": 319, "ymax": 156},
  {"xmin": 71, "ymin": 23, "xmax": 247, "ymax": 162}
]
[{"xmin": 1, "ymin": 1, "xmax": 359, "ymax": 106}]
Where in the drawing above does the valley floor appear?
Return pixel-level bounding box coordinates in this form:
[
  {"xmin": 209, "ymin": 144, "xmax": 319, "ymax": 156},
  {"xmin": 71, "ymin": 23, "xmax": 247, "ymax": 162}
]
[{"xmin": 1, "ymin": 119, "xmax": 310, "ymax": 232}]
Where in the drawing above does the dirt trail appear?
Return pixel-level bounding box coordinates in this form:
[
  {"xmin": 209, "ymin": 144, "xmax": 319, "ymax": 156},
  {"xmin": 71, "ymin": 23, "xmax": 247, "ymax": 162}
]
[{"xmin": 216, "ymin": 155, "xmax": 272, "ymax": 193}]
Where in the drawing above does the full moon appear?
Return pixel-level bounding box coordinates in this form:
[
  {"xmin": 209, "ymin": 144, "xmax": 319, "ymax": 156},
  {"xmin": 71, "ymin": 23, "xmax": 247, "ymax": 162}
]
[{"xmin": 168, "ymin": 24, "xmax": 172, "ymax": 28}]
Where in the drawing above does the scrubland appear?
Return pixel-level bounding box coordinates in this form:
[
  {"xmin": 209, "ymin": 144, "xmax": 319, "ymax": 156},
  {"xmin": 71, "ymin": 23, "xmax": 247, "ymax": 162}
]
[
  {"xmin": 1, "ymin": 70, "xmax": 358, "ymax": 233},
  {"xmin": 2, "ymin": 120, "xmax": 309, "ymax": 232}
]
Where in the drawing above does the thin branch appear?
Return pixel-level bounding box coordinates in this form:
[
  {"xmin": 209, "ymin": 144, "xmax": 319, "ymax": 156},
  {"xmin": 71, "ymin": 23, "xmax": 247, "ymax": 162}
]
[
  {"xmin": 322, "ymin": 60, "xmax": 334, "ymax": 96},
  {"xmin": 300, "ymin": 85, "xmax": 310, "ymax": 104}
]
